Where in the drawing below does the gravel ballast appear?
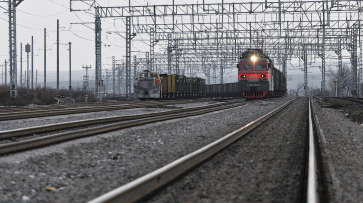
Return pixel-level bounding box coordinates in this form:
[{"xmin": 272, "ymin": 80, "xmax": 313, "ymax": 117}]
[
  {"xmin": 312, "ymin": 98, "xmax": 363, "ymax": 202},
  {"xmin": 0, "ymin": 102, "xmax": 214, "ymax": 131},
  {"xmin": 0, "ymin": 97, "xmax": 292, "ymax": 203},
  {"xmin": 143, "ymin": 97, "xmax": 309, "ymax": 203}
]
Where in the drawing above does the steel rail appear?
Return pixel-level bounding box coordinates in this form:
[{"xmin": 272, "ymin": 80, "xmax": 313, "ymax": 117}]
[
  {"xmin": 0, "ymin": 99, "xmax": 211, "ymax": 121},
  {"xmin": 0, "ymin": 102, "xmax": 246, "ymax": 155},
  {"xmin": 0, "ymin": 102, "xmax": 233, "ymax": 140},
  {"xmin": 0, "ymin": 104, "xmax": 143, "ymax": 121},
  {"xmin": 0, "ymin": 102, "xmax": 135, "ymax": 112},
  {"xmin": 310, "ymin": 98, "xmax": 335, "ymax": 202},
  {"xmin": 307, "ymin": 98, "xmax": 318, "ymax": 203},
  {"xmin": 87, "ymin": 98, "xmax": 295, "ymax": 203},
  {"xmin": 0, "ymin": 102, "xmax": 124, "ymax": 112}
]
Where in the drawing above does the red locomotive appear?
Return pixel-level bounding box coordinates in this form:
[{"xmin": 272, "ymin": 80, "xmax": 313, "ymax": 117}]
[{"xmin": 238, "ymin": 49, "xmax": 286, "ymax": 99}]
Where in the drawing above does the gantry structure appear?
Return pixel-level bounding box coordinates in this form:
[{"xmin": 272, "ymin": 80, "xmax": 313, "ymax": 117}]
[{"xmin": 67, "ymin": 1, "xmax": 362, "ymax": 98}]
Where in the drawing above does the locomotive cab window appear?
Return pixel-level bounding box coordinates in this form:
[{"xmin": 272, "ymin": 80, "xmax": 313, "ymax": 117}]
[
  {"xmin": 255, "ymin": 63, "xmax": 267, "ymax": 70},
  {"xmin": 140, "ymin": 73, "xmax": 148, "ymax": 78},
  {"xmin": 240, "ymin": 64, "xmax": 253, "ymax": 70}
]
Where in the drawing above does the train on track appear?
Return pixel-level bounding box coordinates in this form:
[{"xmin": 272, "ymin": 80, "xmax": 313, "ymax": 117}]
[
  {"xmin": 134, "ymin": 49, "xmax": 286, "ymax": 100},
  {"xmin": 238, "ymin": 49, "xmax": 286, "ymax": 99}
]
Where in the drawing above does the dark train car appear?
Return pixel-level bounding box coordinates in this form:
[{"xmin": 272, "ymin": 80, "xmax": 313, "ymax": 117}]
[
  {"xmin": 175, "ymin": 75, "xmax": 186, "ymax": 98},
  {"xmin": 205, "ymin": 83, "xmax": 240, "ymax": 98},
  {"xmin": 137, "ymin": 72, "xmax": 205, "ymax": 99},
  {"xmin": 188, "ymin": 77, "xmax": 205, "ymax": 98},
  {"xmin": 237, "ymin": 49, "xmax": 286, "ymax": 99}
]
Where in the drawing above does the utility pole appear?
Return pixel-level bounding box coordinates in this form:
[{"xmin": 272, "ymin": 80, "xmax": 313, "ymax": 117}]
[
  {"xmin": 125, "ymin": 16, "xmax": 132, "ymax": 97},
  {"xmin": 1, "ymin": 64, "xmax": 3, "ymax": 85},
  {"xmin": 57, "ymin": 19, "xmax": 59, "ymax": 90},
  {"xmin": 220, "ymin": 59, "xmax": 223, "ymax": 84},
  {"xmin": 133, "ymin": 55, "xmax": 137, "ymax": 81},
  {"xmin": 36, "ymin": 69, "xmax": 37, "ymax": 88},
  {"xmin": 117, "ymin": 64, "xmax": 121, "ymax": 95},
  {"xmin": 20, "ymin": 42, "xmax": 22, "ymax": 88},
  {"xmin": 95, "ymin": 12, "xmax": 102, "ymax": 101},
  {"xmin": 321, "ymin": 5, "xmax": 326, "ymax": 94},
  {"xmin": 83, "ymin": 65, "xmax": 91, "ymax": 91},
  {"xmin": 150, "ymin": 28, "xmax": 154, "ymax": 72},
  {"xmin": 167, "ymin": 34, "xmax": 172, "ymax": 74},
  {"xmin": 44, "ymin": 28, "xmax": 47, "ymax": 88},
  {"xmin": 4, "ymin": 60, "xmax": 7, "ymax": 86},
  {"xmin": 337, "ymin": 38, "xmax": 342, "ymax": 97},
  {"xmin": 303, "ymin": 44, "xmax": 308, "ymax": 97},
  {"xmin": 112, "ymin": 56, "xmax": 115, "ymax": 95},
  {"xmin": 69, "ymin": 42, "xmax": 72, "ymax": 105},
  {"xmin": 31, "ymin": 36, "xmax": 34, "ymax": 90}
]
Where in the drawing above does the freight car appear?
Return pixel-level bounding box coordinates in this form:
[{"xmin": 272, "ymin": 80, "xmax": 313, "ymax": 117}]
[
  {"xmin": 204, "ymin": 83, "xmax": 241, "ymax": 98},
  {"xmin": 134, "ymin": 70, "xmax": 206, "ymax": 99},
  {"xmin": 134, "ymin": 70, "xmax": 241, "ymax": 99},
  {"xmin": 159, "ymin": 74, "xmax": 205, "ymax": 98},
  {"xmin": 237, "ymin": 49, "xmax": 286, "ymax": 99}
]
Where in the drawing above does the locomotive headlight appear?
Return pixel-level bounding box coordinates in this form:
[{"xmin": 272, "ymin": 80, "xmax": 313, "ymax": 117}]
[
  {"xmin": 261, "ymin": 74, "xmax": 266, "ymax": 78},
  {"xmin": 251, "ymin": 55, "xmax": 257, "ymax": 62},
  {"xmin": 241, "ymin": 75, "xmax": 246, "ymax": 78}
]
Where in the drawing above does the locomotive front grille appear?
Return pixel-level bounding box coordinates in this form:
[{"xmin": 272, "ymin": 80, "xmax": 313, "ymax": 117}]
[{"xmin": 139, "ymin": 80, "xmax": 154, "ymax": 88}]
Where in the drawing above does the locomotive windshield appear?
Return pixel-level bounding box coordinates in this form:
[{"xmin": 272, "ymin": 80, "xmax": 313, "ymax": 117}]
[
  {"xmin": 255, "ymin": 63, "xmax": 267, "ymax": 70},
  {"xmin": 240, "ymin": 64, "xmax": 253, "ymax": 70},
  {"xmin": 140, "ymin": 73, "xmax": 148, "ymax": 78},
  {"xmin": 139, "ymin": 72, "xmax": 159, "ymax": 79},
  {"xmin": 239, "ymin": 63, "xmax": 267, "ymax": 71}
]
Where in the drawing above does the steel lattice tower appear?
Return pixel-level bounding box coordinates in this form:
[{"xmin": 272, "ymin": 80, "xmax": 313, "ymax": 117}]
[
  {"xmin": 125, "ymin": 17, "xmax": 131, "ymax": 97},
  {"xmin": 95, "ymin": 8, "xmax": 102, "ymax": 101},
  {"xmin": 150, "ymin": 28, "xmax": 155, "ymax": 72},
  {"xmin": 8, "ymin": 0, "xmax": 22, "ymax": 97},
  {"xmin": 112, "ymin": 56, "xmax": 116, "ymax": 95},
  {"xmin": 303, "ymin": 44, "xmax": 308, "ymax": 96}
]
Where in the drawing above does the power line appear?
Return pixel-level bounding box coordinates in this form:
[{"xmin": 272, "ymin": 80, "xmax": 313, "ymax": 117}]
[
  {"xmin": 17, "ymin": 8, "xmax": 68, "ymax": 17},
  {"xmin": 0, "ymin": 16, "xmax": 49, "ymax": 32},
  {"xmin": 69, "ymin": 30, "xmax": 93, "ymax": 41}
]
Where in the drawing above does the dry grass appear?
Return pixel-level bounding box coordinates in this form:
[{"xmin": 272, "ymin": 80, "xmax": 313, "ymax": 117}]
[{"xmin": 0, "ymin": 86, "xmax": 97, "ymax": 106}]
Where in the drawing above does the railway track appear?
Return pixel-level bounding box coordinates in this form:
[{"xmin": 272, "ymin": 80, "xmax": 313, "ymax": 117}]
[
  {"xmin": 0, "ymin": 101, "xmax": 122, "ymax": 112},
  {"xmin": 338, "ymin": 97, "xmax": 363, "ymax": 104},
  {"xmin": 86, "ymin": 98, "xmax": 328, "ymax": 203},
  {"xmin": 0, "ymin": 99, "xmax": 224, "ymax": 121},
  {"xmin": 317, "ymin": 96, "xmax": 363, "ymax": 105},
  {"xmin": 0, "ymin": 100, "xmax": 247, "ymax": 155}
]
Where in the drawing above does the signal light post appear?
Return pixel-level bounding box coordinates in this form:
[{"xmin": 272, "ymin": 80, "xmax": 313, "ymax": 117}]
[{"xmin": 25, "ymin": 44, "xmax": 30, "ymax": 91}]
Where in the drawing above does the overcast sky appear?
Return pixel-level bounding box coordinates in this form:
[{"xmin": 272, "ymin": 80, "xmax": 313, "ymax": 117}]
[
  {"xmin": 0, "ymin": 1, "xmax": 133, "ymax": 79},
  {"xmin": 0, "ymin": 0, "xmax": 355, "ymax": 91}
]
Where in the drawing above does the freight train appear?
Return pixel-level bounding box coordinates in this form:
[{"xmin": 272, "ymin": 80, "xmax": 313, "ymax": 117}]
[
  {"xmin": 134, "ymin": 70, "xmax": 244, "ymax": 99},
  {"xmin": 134, "ymin": 49, "xmax": 286, "ymax": 100},
  {"xmin": 238, "ymin": 49, "xmax": 286, "ymax": 99}
]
